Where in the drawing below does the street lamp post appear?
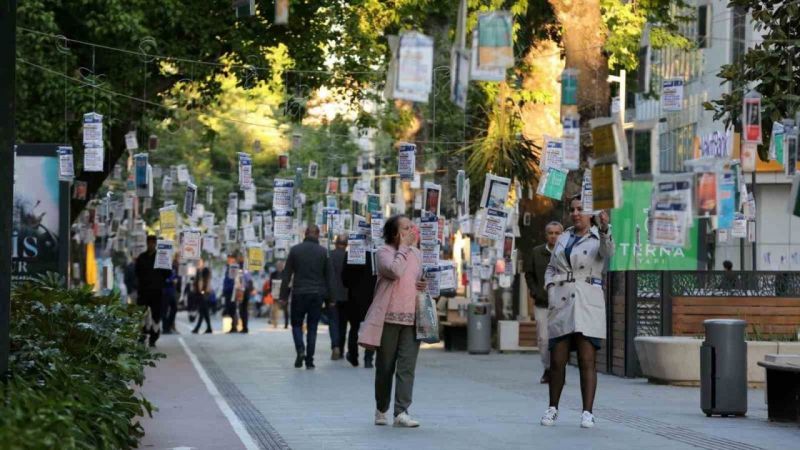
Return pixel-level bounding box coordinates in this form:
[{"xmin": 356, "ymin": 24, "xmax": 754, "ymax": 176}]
[{"xmin": 0, "ymin": 0, "xmax": 17, "ymax": 375}]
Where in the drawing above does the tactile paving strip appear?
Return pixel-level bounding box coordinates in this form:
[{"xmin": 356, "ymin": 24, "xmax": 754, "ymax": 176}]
[{"xmin": 191, "ymin": 343, "xmax": 292, "ymax": 450}]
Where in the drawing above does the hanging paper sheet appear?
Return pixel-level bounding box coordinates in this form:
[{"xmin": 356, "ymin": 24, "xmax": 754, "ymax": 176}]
[
  {"xmin": 743, "ymin": 91, "xmax": 763, "ymax": 144},
  {"xmin": 183, "ymin": 182, "xmax": 197, "ymax": 216},
  {"xmin": 154, "ymin": 240, "xmax": 175, "ymax": 270},
  {"xmin": 661, "ymin": 78, "xmax": 684, "ymax": 112},
  {"xmin": 542, "ymin": 137, "xmax": 565, "ymax": 170},
  {"xmin": 273, "ymin": 210, "xmax": 294, "ymax": 239},
  {"xmin": 591, "ymin": 164, "xmax": 622, "ymax": 210},
  {"xmin": 398, "ymin": 143, "xmax": 416, "ymax": 180},
  {"xmin": 561, "ymin": 69, "xmax": 578, "ymax": 106},
  {"xmin": 347, "ymin": 234, "xmax": 367, "ymax": 264},
  {"xmin": 125, "ymin": 131, "xmax": 139, "ymax": 151},
  {"xmin": 420, "ymin": 215, "xmax": 438, "ymax": 246},
  {"xmin": 159, "ymin": 206, "xmax": 178, "ymax": 239},
  {"xmin": 421, "ymin": 243, "xmax": 440, "ymax": 268},
  {"xmin": 58, "ymin": 146, "xmax": 74, "ymax": 181},
  {"xmin": 562, "ymin": 115, "xmax": 580, "ymax": 170},
  {"xmin": 238, "ymin": 153, "xmax": 253, "ymax": 189},
  {"xmin": 273, "ymin": 179, "xmax": 294, "ymax": 211},
  {"xmin": 537, "ymin": 167, "xmax": 568, "ymax": 201},
  {"xmin": 476, "ymin": 11, "xmax": 514, "ymax": 70},
  {"xmin": 134, "ymin": 153, "xmax": 149, "ymax": 197},
  {"xmin": 479, "ymin": 208, "xmax": 507, "ymax": 241},
  {"xmin": 423, "ymin": 182, "xmax": 441, "ymax": 217},
  {"xmin": 246, "ymin": 243, "xmax": 264, "ymax": 272},
  {"xmin": 581, "ymin": 170, "xmax": 594, "ymax": 214},
  {"xmin": 395, "ymin": 31, "xmax": 434, "ymax": 103},
  {"xmin": 180, "ymin": 229, "xmax": 202, "ymax": 261},
  {"xmin": 480, "ymin": 174, "xmax": 511, "ymax": 210},
  {"xmin": 424, "ymin": 266, "xmax": 442, "ymax": 298},
  {"xmin": 470, "ymin": 31, "xmax": 506, "ymax": 81},
  {"xmin": 731, "ymin": 213, "xmax": 748, "ymax": 238}
]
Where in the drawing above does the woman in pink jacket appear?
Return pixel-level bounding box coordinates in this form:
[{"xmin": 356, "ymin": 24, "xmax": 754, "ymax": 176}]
[{"xmin": 358, "ymin": 215, "xmax": 426, "ymax": 428}]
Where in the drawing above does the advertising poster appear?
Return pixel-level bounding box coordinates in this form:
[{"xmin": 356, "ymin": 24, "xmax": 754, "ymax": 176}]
[
  {"xmin": 661, "ymin": 78, "xmax": 684, "ymax": 112},
  {"xmin": 398, "ymin": 143, "xmax": 416, "ymax": 180},
  {"xmin": 13, "ymin": 145, "xmax": 71, "ymax": 283},
  {"xmin": 273, "ymin": 179, "xmax": 294, "ymax": 211},
  {"xmin": 609, "ymin": 181, "xmax": 699, "ymax": 271}
]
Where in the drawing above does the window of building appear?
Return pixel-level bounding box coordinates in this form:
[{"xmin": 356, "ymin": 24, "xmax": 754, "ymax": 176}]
[
  {"xmin": 659, "ymin": 123, "xmax": 697, "ymax": 173},
  {"xmin": 731, "ymin": 6, "xmax": 747, "ymax": 64},
  {"xmin": 697, "ymin": 4, "xmax": 710, "ymax": 49}
]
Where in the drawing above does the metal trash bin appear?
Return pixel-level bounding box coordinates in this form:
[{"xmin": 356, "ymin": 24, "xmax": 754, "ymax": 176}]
[
  {"xmin": 468, "ymin": 303, "xmax": 491, "ymax": 354},
  {"xmin": 701, "ymin": 319, "xmax": 748, "ymax": 417}
]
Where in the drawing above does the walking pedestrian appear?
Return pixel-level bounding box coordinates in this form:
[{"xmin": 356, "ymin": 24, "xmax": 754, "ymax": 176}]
[
  {"xmin": 540, "ymin": 196, "xmax": 613, "ymax": 429},
  {"xmin": 162, "ymin": 256, "xmax": 180, "ymax": 335},
  {"xmin": 329, "ymin": 235, "xmax": 349, "ymax": 360},
  {"xmin": 232, "ymin": 254, "xmax": 253, "ymax": 334},
  {"xmin": 192, "ymin": 261, "xmax": 214, "ymax": 334},
  {"xmin": 222, "ymin": 254, "xmax": 236, "ymax": 326},
  {"xmin": 359, "ymin": 215, "xmax": 426, "ymax": 428},
  {"xmin": 271, "ymin": 260, "xmax": 288, "ymax": 328},
  {"xmin": 280, "ymin": 225, "xmax": 333, "ymax": 369},
  {"xmin": 123, "ymin": 254, "xmax": 138, "ymax": 305},
  {"xmin": 135, "ymin": 235, "xmax": 170, "ymax": 347},
  {"xmin": 341, "ymin": 243, "xmax": 377, "ymax": 368},
  {"xmin": 524, "ymin": 221, "xmax": 564, "ymax": 384}
]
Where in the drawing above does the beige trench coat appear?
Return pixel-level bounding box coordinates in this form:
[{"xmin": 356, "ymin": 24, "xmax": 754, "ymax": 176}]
[{"xmin": 544, "ymin": 226, "xmax": 614, "ymax": 340}]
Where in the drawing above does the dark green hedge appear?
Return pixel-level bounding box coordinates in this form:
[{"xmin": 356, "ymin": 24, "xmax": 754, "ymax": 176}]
[{"xmin": 0, "ymin": 278, "xmax": 161, "ymax": 449}]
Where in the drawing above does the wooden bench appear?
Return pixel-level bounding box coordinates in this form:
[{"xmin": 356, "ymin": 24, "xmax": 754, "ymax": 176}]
[
  {"xmin": 757, "ymin": 360, "xmax": 800, "ymax": 423},
  {"xmin": 672, "ymin": 297, "xmax": 800, "ymax": 338}
]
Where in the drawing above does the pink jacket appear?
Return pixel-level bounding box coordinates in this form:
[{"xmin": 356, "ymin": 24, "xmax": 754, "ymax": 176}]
[{"xmin": 358, "ymin": 244, "xmax": 422, "ymax": 348}]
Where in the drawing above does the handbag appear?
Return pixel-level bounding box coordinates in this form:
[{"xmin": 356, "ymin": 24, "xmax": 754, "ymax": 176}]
[{"xmin": 415, "ymin": 291, "xmax": 440, "ymax": 344}]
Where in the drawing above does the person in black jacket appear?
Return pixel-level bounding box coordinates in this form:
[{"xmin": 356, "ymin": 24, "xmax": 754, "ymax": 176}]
[
  {"xmin": 135, "ymin": 235, "xmax": 171, "ymax": 347},
  {"xmin": 341, "ymin": 247, "xmax": 377, "ymax": 368},
  {"xmin": 280, "ymin": 225, "xmax": 333, "ymax": 369}
]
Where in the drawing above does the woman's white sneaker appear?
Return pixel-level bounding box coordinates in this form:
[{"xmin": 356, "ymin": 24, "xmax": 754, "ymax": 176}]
[
  {"xmin": 393, "ymin": 412, "xmax": 420, "ymax": 428},
  {"xmin": 374, "ymin": 410, "xmax": 388, "ymax": 426},
  {"xmin": 580, "ymin": 411, "xmax": 595, "ymax": 428},
  {"xmin": 540, "ymin": 407, "xmax": 558, "ymax": 426}
]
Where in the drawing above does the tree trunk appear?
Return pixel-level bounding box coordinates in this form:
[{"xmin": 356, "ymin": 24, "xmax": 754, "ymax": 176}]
[{"xmin": 549, "ymin": 0, "xmax": 610, "ymax": 119}]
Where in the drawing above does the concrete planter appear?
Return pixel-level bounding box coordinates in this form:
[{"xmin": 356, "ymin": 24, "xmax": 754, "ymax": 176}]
[{"xmin": 634, "ymin": 336, "xmax": 790, "ymax": 385}]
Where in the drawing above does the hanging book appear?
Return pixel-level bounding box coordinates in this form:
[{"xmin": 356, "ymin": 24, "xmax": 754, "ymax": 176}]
[
  {"xmin": 469, "ymin": 31, "xmax": 505, "ymax": 82},
  {"xmin": 395, "ymin": 31, "xmax": 434, "ymax": 103},
  {"xmin": 591, "ymin": 164, "xmax": 622, "ymax": 210},
  {"xmin": 589, "ymin": 117, "xmax": 628, "ymax": 168},
  {"xmin": 537, "ymin": 167, "xmax": 568, "ymax": 201},
  {"xmin": 742, "ymin": 91, "xmax": 763, "ymax": 144},
  {"xmin": 480, "ymin": 174, "xmax": 511, "ymax": 210},
  {"xmin": 476, "ymin": 11, "xmax": 514, "ymax": 70},
  {"xmin": 560, "ymin": 69, "xmax": 578, "ymax": 106}
]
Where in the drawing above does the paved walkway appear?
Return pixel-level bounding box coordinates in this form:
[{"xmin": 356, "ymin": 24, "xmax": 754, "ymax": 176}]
[{"xmin": 138, "ymin": 312, "xmax": 798, "ymax": 450}]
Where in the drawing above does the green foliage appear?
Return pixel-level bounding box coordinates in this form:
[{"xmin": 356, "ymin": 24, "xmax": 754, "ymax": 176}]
[
  {"xmin": 602, "ymin": 0, "xmax": 694, "ymax": 73},
  {"xmin": 0, "ymin": 282, "xmax": 161, "ymax": 450},
  {"xmin": 705, "ymin": 0, "xmax": 799, "ymax": 159}
]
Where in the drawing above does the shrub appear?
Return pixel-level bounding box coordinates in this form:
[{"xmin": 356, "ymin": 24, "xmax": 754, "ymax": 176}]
[{"xmin": 0, "ymin": 279, "xmax": 161, "ymax": 449}]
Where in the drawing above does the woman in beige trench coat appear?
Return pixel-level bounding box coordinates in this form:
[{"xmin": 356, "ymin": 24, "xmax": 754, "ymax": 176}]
[{"xmin": 540, "ymin": 195, "xmax": 613, "ymax": 429}]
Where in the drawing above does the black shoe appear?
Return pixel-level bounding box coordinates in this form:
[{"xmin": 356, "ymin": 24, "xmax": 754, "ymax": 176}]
[
  {"xmin": 204, "ymin": 329, "xmax": 213, "ymax": 334},
  {"xmin": 295, "ymin": 353, "xmax": 305, "ymax": 368},
  {"xmin": 239, "ymin": 329, "xmax": 249, "ymax": 334},
  {"xmin": 306, "ymin": 360, "xmax": 315, "ymax": 370},
  {"xmin": 364, "ymin": 359, "xmax": 374, "ymax": 369},
  {"xmin": 149, "ymin": 341, "xmax": 157, "ymax": 348},
  {"xmin": 346, "ymin": 352, "xmax": 359, "ymax": 367},
  {"xmin": 192, "ymin": 329, "xmax": 199, "ymax": 334},
  {"xmin": 227, "ymin": 329, "xmax": 238, "ymax": 334}
]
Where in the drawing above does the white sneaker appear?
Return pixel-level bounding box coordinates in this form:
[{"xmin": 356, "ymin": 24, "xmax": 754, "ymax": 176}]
[
  {"xmin": 540, "ymin": 406, "xmax": 558, "ymax": 426},
  {"xmin": 393, "ymin": 412, "xmax": 420, "ymax": 428},
  {"xmin": 374, "ymin": 410, "xmax": 388, "ymax": 426},
  {"xmin": 580, "ymin": 411, "xmax": 595, "ymax": 428}
]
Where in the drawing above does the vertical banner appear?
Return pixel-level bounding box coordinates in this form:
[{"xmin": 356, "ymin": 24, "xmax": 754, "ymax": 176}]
[
  {"xmin": 13, "ymin": 145, "xmax": 71, "ymax": 283},
  {"xmin": 398, "ymin": 143, "xmax": 416, "ymax": 180}
]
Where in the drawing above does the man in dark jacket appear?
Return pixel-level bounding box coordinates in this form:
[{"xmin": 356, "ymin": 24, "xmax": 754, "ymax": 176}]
[
  {"xmin": 135, "ymin": 235, "xmax": 170, "ymax": 347},
  {"xmin": 341, "ymin": 247, "xmax": 377, "ymax": 368},
  {"xmin": 280, "ymin": 225, "xmax": 333, "ymax": 369},
  {"xmin": 524, "ymin": 221, "xmax": 563, "ymax": 384},
  {"xmin": 329, "ymin": 235, "xmax": 348, "ymax": 361}
]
